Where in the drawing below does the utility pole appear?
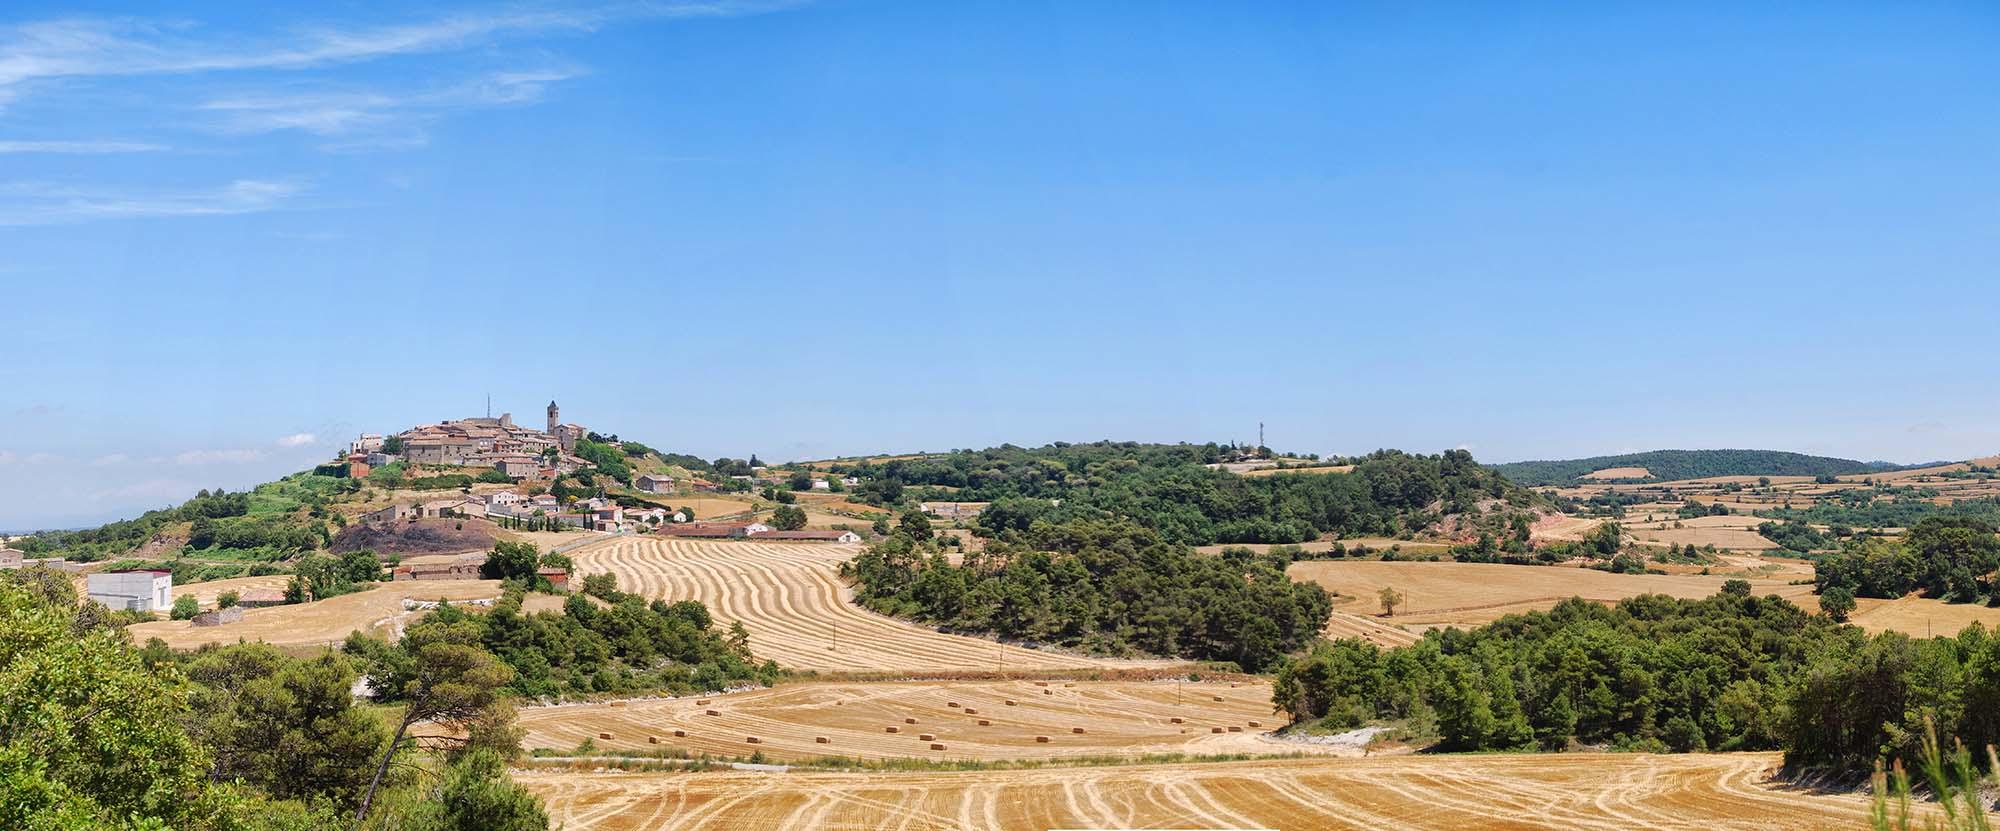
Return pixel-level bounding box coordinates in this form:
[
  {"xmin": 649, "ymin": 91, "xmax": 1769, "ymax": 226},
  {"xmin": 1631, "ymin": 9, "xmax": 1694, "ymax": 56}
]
[{"xmin": 1259, "ymin": 422, "xmax": 1264, "ymax": 451}]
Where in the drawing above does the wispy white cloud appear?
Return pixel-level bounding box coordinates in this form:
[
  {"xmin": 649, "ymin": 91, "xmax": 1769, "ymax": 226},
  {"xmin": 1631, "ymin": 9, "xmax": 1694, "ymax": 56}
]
[
  {"xmin": 0, "ymin": 139, "xmax": 164, "ymax": 153},
  {"xmin": 174, "ymin": 448, "xmax": 266, "ymax": 465},
  {"xmin": 90, "ymin": 453, "xmax": 128, "ymax": 466},
  {"xmin": 0, "ymin": 2, "xmax": 799, "ymax": 107},
  {"xmin": 196, "ymin": 66, "xmax": 585, "ymax": 149},
  {"xmin": 276, "ymin": 432, "xmax": 317, "ymax": 447},
  {"xmin": 0, "ymin": 451, "xmax": 16, "ymax": 465},
  {"xmin": 0, "ymin": 178, "xmax": 306, "ymax": 225},
  {"xmin": 23, "ymin": 452, "xmax": 61, "ymax": 465}
]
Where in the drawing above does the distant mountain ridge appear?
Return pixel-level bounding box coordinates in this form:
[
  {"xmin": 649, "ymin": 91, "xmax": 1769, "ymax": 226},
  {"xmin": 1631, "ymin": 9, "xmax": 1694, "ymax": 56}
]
[{"xmin": 1489, "ymin": 449, "xmax": 1905, "ymax": 486}]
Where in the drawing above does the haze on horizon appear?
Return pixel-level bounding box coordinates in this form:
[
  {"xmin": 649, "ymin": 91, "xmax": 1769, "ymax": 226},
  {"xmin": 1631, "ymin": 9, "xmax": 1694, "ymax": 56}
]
[{"xmin": 3, "ymin": 1, "xmax": 1997, "ymax": 531}]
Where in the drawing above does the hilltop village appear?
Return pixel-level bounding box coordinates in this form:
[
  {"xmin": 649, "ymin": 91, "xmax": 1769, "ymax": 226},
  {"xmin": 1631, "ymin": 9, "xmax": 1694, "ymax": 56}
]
[{"xmin": 345, "ymin": 400, "xmax": 866, "ymax": 543}]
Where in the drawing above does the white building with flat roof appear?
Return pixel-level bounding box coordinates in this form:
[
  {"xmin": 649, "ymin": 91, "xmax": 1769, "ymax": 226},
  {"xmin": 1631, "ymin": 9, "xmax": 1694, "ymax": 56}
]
[{"xmin": 87, "ymin": 570, "xmax": 173, "ymax": 612}]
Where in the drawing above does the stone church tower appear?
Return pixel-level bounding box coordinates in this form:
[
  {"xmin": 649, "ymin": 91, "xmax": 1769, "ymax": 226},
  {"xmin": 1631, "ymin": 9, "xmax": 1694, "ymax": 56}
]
[{"xmin": 546, "ymin": 400, "xmax": 559, "ymax": 434}]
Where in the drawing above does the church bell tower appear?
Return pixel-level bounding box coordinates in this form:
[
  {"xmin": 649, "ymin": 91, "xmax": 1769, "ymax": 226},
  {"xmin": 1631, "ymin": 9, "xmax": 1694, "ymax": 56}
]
[{"xmin": 546, "ymin": 400, "xmax": 559, "ymax": 434}]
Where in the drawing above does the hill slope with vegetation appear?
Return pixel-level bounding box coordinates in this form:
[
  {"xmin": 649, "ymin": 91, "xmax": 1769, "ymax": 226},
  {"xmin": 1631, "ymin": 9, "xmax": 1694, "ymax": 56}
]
[
  {"xmin": 1490, "ymin": 449, "xmax": 1897, "ymax": 486},
  {"xmin": 845, "ymin": 515, "xmax": 1331, "ymax": 671},
  {"xmin": 830, "ymin": 443, "xmax": 1545, "ymax": 545}
]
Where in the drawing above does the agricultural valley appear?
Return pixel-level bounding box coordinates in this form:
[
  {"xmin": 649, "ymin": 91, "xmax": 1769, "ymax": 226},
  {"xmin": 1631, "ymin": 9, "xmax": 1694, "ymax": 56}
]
[{"xmin": 9, "ymin": 411, "xmax": 2000, "ymax": 830}]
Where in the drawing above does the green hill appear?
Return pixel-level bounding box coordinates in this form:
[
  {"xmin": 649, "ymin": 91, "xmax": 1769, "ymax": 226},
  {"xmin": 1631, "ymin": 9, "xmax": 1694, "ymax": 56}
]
[{"xmin": 1489, "ymin": 449, "xmax": 1901, "ymax": 486}]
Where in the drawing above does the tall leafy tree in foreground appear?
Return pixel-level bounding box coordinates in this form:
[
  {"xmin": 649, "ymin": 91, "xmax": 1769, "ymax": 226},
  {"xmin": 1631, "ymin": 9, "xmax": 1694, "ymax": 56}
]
[
  {"xmin": 350, "ymin": 617, "xmax": 516, "ymax": 827},
  {"xmin": 0, "ymin": 569, "xmax": 230, "ymax": 829}
]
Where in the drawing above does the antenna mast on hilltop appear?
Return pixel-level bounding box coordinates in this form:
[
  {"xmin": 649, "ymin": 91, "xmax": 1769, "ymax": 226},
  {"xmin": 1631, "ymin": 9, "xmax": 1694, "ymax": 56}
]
[
  {"xmin": 1259, "ymin": 422, "xmax": 1265, "ymax": 450},
  {"xmin": 486, "ymin": 394, "xmax": 491, "ymax": 418}
]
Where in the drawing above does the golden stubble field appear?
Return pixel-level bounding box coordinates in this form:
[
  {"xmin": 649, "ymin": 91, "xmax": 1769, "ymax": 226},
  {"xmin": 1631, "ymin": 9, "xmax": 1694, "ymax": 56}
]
[
  {"xmin": 127, "ymin": 579, "xmax": 565, "ymax": 649},
  {"xmin": 518, "ymin": 679, "xmax": 1303, "ymax": 763},
  {"xmin": 521, "ymin": 751, "xmax": 1911, "ymax": 831},
  {"xmin": 567, "ymin": 536, "xmax": 1157, "ymax": 672},
  {"xmin": 1288, "ymin": 559, "xmax": 2000, "ymax": 638}
]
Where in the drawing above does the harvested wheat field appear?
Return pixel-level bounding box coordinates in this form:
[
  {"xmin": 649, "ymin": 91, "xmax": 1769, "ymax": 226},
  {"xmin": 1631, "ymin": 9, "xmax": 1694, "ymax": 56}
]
[
  {"xmin": 129, "ymin": 579, "xmax": 520, "ymax": 649},
  {"xmin": 1847, "ymin": 593, "xmax": 2000, "ymax": 638},
  {"xmin": 519, "ymin": 679, "xmax": 1302, "ymax": 762},
  {"xmin": 1580, "ymin": 465, "xmax": 1651, "ymax": 480},
  {"xmin": 1626, "ymin": 514, "xmax": 1782, "ymax": 551},
  {"xmin": 568, "ymin": 536, "xmax": 1151, "ymax": 672},
  {"xmin": 170, "ymin": 574, "xmax": 291, "ymax": 609},
  {"xmin": 1288, "ymin": 560, "xmax": 1817, "ymax": 628},
  {"xmin": 522, "ymin": 751, "xmax": 1932, "ymax": 830}
]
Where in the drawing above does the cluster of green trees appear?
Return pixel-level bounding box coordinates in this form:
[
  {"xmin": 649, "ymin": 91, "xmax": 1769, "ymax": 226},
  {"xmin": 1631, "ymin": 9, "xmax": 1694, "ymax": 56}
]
[
  {"xmin": 572, "ymin": 439, "xmax": 632, "ymax": 484},
  {"xmin": 0, "ymin": 566, "xmax": 551, "ymax": 830},
  {"xmin": 1763, "ymin": 491, "xmax": 2000, "ymax": 531},
  {"xmin": 846, "ymin": 517, "xmax": 1331, "ymax": 671},
  {"xmin": 1273, "ymin": 584, "xmax": 2000, "ymax": 779},
  {"xmin": 1813, "ymin": 517, "xmax": 2000, "ymax": 603},
  {"xmin": 12, "ymin": 487, "xmax": 261, "ymax": 561},
  {"xmin": 1274, "ymin": 588, "xmax": 1821, "ymax": 753},
  {"xmin": 842, "ymin": 443, "xmax": 1539, "ymax": 546},
  {"xmin": 1490, "ymin": 449, "xmax": 1889, "ymax": 486},
  {"xmin": 1677, "ymin": 499, "xmax": 1732, "ymax": 519},
  {"xmin": 190, "ymin": 515, "xmax": 328, "ymax": 553},
  {"xmin": 1757, "ymin": 519, "xmax": 1834, "ymax": 553},
  {"xmin": 283, "ymin": 549, "xmax": 389, "ymax": 603},
  {"xmin": 343, "ymin": 573, "xmax": 772, "ymax": 699}
]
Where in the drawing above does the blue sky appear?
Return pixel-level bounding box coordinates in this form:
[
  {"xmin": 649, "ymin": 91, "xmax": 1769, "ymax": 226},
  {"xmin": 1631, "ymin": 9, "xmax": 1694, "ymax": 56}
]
[{"xmin": 2, "ymin": 1, "xmax": 1997, "ymax": 530}]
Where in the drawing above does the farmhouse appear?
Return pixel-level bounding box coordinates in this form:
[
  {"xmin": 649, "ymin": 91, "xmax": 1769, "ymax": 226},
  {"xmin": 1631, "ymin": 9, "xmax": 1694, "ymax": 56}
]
[
  {"xmin": 363, "ymin": 504, "xmax": 414, "ymax": 524},
  {"xmin": 0, "ymin": 547, "xmax": 22, "ymax": 569},
  {"xmin": 417, "ymin": 498, "xmax": 485, "ymax": 519},
  {"xmin": 656, "ymin": 521, "xmax": 773, "ymax": 539},
  {"xmin": 494, "ymin": 457, "xmax": 540, "ymax": 478},
  {"xmin": 636, "ymin": 473, "xmax": 674, "ymax": 493},
  {"xmin": 236, "ymin": 590, "xmax": 286, "ymax": 608},
  {"xmin": 537, "ymin": 567, "xmax": 570, "ymax": 589},
  {"xmin": 87, "ymin": 569, "xmax": 173, "ymax": 612},
  {"xmin": 748, "ymin": 529, "xmax": 861, "ymax": 543}
]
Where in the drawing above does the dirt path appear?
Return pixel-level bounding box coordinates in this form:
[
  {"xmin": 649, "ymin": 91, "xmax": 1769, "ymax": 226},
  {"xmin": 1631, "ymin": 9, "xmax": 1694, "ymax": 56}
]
[{"xmin": 520, "ymin": 751, "xmax": 1921, "ymax": 830}]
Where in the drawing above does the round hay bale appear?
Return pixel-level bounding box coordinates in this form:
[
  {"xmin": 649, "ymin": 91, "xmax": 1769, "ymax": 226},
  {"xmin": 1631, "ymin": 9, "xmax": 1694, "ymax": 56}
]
[{"xmin": 1035, "ymin": 736, "xmax": 1051, "ymax": 743}]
